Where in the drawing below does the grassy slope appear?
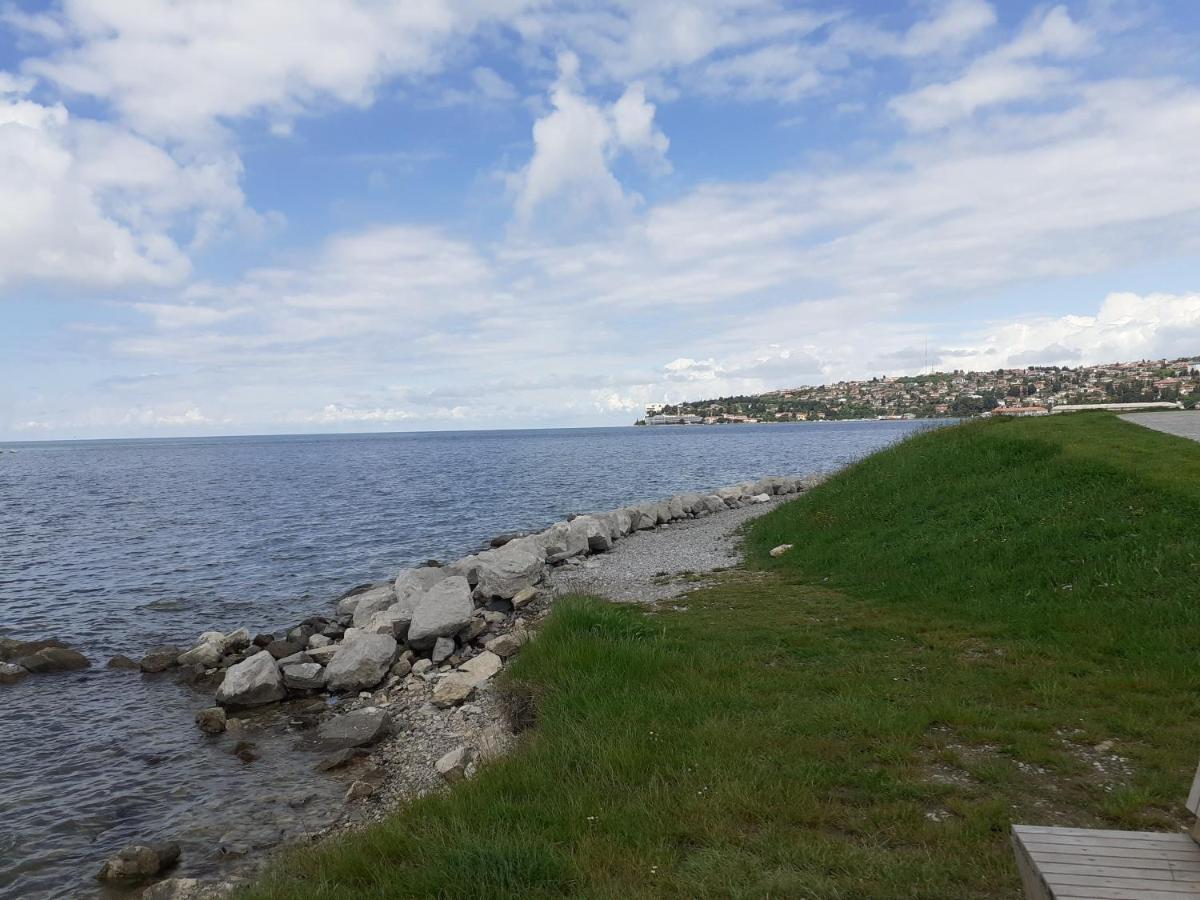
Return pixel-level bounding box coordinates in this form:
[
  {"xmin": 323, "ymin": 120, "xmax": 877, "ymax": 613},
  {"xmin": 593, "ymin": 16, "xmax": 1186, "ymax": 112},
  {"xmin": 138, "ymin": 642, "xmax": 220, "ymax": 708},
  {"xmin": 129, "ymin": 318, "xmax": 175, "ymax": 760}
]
[{"xmin": 244, "ymin": 414, "xmax": 1200, "ymax": 900}]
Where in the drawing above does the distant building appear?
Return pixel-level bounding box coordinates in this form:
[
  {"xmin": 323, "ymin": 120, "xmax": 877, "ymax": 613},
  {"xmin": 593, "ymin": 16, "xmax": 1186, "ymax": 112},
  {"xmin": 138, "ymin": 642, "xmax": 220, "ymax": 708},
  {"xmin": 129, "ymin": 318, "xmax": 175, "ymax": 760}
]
[
  {"xmin": 646, "ymin": 403, "xmax": 666, "ymax": 416},
  {"xmin": 991, "ymin": 406, "xmax": 1050, "ymax": 416}
]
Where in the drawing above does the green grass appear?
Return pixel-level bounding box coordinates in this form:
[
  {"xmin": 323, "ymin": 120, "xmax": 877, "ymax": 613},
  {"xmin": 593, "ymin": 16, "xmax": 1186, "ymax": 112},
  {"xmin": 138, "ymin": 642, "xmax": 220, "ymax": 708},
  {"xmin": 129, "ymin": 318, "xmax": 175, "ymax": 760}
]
[{"xmin": 244, "ymin": 413, "xmax": 1200, "ymax": 899}]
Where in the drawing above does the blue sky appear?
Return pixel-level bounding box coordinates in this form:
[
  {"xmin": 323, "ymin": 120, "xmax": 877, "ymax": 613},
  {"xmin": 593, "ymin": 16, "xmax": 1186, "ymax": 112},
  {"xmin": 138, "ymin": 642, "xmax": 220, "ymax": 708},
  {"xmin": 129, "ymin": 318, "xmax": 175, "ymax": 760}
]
[{"xmin": 2, "ymin": 0, "xmax": 1199, "ymax": 439}]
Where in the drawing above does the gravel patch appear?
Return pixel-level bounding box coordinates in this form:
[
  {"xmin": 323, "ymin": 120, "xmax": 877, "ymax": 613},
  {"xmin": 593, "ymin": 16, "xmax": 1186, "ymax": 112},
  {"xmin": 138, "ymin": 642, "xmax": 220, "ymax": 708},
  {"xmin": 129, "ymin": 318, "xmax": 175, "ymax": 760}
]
[
  {"xmin": 1121, "ymin": 411, "xmax": 1200, "ymax": 442},
  {"xmin": 544, "ymin": 497, "xmax": 785, "ymax": 603}
]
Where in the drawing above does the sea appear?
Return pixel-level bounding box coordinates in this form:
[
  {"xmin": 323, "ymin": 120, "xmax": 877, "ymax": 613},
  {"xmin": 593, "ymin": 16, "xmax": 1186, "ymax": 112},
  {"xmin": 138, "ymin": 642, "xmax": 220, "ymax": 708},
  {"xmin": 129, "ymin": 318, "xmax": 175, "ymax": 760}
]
[{"xmin": 0, "ymin": 421, "xmax": 939, "ymax": 898}]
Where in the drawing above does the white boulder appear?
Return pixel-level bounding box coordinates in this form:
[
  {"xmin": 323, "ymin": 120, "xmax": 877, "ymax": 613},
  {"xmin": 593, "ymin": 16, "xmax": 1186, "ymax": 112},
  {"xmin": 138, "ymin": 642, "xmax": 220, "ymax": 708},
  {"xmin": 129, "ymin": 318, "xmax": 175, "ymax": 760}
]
[{"xmin": 472, "ymin": 543, "xmax": 545, "ymax": 599}]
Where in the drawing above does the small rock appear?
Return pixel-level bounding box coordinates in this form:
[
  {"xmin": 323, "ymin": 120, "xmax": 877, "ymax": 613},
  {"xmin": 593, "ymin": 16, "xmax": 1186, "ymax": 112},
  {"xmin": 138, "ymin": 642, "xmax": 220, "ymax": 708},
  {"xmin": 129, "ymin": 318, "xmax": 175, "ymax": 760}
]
[
  {"xmin": 317, "ymin": 708, "xmax": 391, "ymax": 749},
  {"xmin": 484, "ymin": 633, "xmax": 522, "ymax": 659},
  {"xmin": 482, "ymin": 611, "xmax": 507, "ymax": 625},
  {"xmin": 281, "ymin": 662, "xmax": 326, "ymax": 691},
  {"xmin": 750, "ymin": 493, "xmax": 771, "ymax": 503},
  {"xmin": 96, "ymin": 842, "xmax": 180, "ymax": 882},
  {"xmin": 107, "ymin": 655, "xmax": 140, "ymax": 670},
  {"xmin": 195, "ymin": 707, "xmax": 227, "ymax": 735},
  {"xmin": 308, "ymin": 634, "xmax": 332, "ymax": 649},
  {"xmin": 0, "ymin": 662, "xmax": 28, "ymax": 684},
  {"xmin": 390, "ymin": 657, "xmax": 412, "ymax": 678},
  {"xmin": 231, "ymin": 740, "xmax": 258, "ymax": 763},
  {"xmin": 344, "ymin": 780, "xmax": 374, "ymax": 802},
  {"xmin": 315, "ymin": 747, "xmax": 369, "ymax": 771},
  {"xmin": 411, "ymin": 658, "xmax": 433, "ymax": 676},
  {"xmin": 431, "ymin": 674, "xmax": 475, "ymax": 707},
  {"xmin": 252, "ymin": 633, "xmax": 275, "ymax": 647},
  {"xmin": 769, "ymin": 544, "xmax": 794, "ymax": 558},
  {"xmin": 457, "ymin": 651, "xmax": 502, "ymax": 686},
  {"xmin": 435, "ymin": 746, "xmax": 471, "ymax": 782},
  {"xmin": 266, "ymin": 640, "xmax": 304, "ymax": 660},
  {"xmin": 511, "ymin": 586, "xmax": 537, "ymax": 609},
  {"xmin": 431, "ymin": 636, "xmax": 456, "ymax": 663},
  {"xmin": 306, "ymin": 645, "xmax": 339, "ymax": 665}
]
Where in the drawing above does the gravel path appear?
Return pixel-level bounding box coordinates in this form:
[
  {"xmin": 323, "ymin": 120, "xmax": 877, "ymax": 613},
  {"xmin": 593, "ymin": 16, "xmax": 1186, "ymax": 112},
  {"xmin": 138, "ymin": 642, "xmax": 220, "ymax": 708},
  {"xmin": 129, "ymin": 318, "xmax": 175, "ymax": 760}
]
[
  {"xmin": 544, "ymin": 497, "xmax": 785, "ymax": 603},
  {"xmin": 1121, "ymin": 411, "xmax": 1200, "ymax": 442}
]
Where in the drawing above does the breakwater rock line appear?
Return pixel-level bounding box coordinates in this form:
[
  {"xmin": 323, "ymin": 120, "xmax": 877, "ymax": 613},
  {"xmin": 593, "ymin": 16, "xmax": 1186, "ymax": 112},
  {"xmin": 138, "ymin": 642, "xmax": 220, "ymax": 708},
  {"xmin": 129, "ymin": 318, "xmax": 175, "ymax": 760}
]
[{"xmin": 3, "ymin": 474, "xmax": 818, "ymax": 896}]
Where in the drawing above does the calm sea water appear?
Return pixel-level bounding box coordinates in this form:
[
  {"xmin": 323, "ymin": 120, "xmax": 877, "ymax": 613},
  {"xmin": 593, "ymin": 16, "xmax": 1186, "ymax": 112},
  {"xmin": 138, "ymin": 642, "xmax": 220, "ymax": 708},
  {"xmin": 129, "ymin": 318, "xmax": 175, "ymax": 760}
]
[{"xmin": 0, "ymin": 422, "xmax": 938, "ymax": 898}]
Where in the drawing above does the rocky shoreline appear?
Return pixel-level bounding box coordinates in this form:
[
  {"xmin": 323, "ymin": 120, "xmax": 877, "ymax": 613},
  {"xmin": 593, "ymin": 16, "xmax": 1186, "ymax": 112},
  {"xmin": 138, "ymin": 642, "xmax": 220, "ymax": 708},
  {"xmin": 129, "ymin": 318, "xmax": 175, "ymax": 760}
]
[{"xmin": 2, "ymin": 475, "xmax": 817, "ymax": 899}]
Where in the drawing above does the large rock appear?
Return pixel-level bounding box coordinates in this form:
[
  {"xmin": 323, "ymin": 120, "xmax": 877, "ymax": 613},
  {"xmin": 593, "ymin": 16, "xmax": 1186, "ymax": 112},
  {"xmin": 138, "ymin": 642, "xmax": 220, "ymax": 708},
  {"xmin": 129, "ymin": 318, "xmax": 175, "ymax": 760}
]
[
  {"xmin": 324, "ymin": 633, "xmax": 398, "ymax": 692},
  {"xmin": 574, "ymin": 515, "xmax": 612, "ymax": 553},
  {"xmin": 215, "ymin": 651, "xmax": 286, "ymax": 708},
  {"xmin": 393, "ymin": 567, "xmax": 449, "ymax": 613},
  {"xmin": 632, "ymin": 503, "xmax": 658, "ymax": 530},
  {"xmin": 0, "ymin": 662, "xmax": 28, "ymax": 684},
  {"xmin": 15, "ymin": 646, "xmax": 90, "ymax": 673},
  {"xmin": 677, "ymin": 492, "xmax": 705, "ymax": 515},
  {"xmin": 140, "ymin": 646, "xmax": 182, "ymax": 673},
  {"xmin": 317, "ymin": 707, "xmax": 391, "ymax": 749},
  {"xmin": 444, "ymin": 555, "xmax": 481, "ymax": 586},
  {"xmin": 543, "ymin": 521, "xmax": 589, "ymax": 563},
  {"xmin": 698, "ymin": 494, "xmax": 727, "ymax": 514},
  {"xmin": 407, "ymin": 577, "xmax": 474, "ymax": 649},
  {"xmin": 350, "ymin": 584, "xmax": 397, "ymax": 628},
  {"xmin": 472, "ymin": 544, "xmax": 544, "ymax": 599},
  {"xmin": 667, "ymin": 495, "xmax": 687, "ymax": 519},
  {"xmin": 97, "ymin": 843, "xmax": 180, "ymax": 882}
]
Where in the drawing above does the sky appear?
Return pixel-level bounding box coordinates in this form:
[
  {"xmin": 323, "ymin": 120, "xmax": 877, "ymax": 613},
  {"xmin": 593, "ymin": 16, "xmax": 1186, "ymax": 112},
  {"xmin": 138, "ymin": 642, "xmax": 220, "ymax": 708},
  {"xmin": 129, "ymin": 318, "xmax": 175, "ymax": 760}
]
[{"xmin": 2, "ymin": 0, "xmax": 1200, "ymax": 439}]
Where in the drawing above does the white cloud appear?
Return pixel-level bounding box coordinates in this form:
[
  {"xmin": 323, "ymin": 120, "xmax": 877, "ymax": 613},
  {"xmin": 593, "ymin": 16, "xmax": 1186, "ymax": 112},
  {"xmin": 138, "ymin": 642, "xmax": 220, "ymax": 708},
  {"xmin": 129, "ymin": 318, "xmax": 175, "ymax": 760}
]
[
  {"xmin": 943, "ymin": 292, "xmax": 1200, "ymax": 371},
  {"xmin": 14, "ymin": 0, "xmax": 529, "ymax": 141},
  {"xmin": 892, "ymin": 5, "xmax": 1095, "ymax": 130},
  {"xmin": 512, "ymin": 52, "xmax": 669, "ymax": 223},
  {"xmin": 0, "ymin": 89, "xmax": 253, "ymax": 288},
  {"xmin": 900, "ymin": 0, "xmax": 996, "ymax": 57}
]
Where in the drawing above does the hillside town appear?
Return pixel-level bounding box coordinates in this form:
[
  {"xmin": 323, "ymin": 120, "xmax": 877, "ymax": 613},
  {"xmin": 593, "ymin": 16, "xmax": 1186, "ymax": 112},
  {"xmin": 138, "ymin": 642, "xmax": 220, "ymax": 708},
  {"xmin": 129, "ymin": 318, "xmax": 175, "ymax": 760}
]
[{"xmin": 638, "ymin": 357, "xmax": 1200, "ymax": 424}]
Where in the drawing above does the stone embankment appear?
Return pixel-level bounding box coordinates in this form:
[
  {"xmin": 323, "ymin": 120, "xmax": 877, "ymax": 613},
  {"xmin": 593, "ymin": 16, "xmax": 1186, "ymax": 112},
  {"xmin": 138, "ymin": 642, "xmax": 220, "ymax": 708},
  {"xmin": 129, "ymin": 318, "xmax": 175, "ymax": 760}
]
[{"xmin": 2, "ymin": 474, "xmax": 818, "ymax": 897}]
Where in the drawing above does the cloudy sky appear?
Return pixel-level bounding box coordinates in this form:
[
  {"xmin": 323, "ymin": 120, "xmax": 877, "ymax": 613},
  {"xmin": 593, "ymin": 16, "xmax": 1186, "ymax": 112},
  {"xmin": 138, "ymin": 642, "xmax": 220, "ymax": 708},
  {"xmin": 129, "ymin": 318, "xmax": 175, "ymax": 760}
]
[{"xmin": 2, "ymin": 0, "xmax": 1199, "ymax": 439}]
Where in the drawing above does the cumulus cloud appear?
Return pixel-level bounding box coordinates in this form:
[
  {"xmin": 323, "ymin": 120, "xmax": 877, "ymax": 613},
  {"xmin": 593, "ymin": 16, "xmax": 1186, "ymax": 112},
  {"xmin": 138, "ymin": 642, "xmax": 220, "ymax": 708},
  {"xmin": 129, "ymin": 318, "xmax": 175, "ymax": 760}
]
[
  {"xmin": 943, "ymin": 293, "xmax": 1200, "ymax": 372},
  {"xmin": 0, "ymin": 87, "xmax": 253, "ymax": 288},
  {"xmin": 512, "ymin": 52, "xmax": 669, "ymax": 223}
]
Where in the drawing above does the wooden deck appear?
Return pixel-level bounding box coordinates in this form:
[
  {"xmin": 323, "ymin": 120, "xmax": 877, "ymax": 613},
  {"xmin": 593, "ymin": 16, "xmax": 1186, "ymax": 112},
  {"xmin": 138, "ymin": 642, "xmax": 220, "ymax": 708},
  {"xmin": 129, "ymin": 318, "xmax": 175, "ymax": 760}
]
[{"xmin": 1012, "ymin": 825, "xmax": 1200, "ymax": 899}]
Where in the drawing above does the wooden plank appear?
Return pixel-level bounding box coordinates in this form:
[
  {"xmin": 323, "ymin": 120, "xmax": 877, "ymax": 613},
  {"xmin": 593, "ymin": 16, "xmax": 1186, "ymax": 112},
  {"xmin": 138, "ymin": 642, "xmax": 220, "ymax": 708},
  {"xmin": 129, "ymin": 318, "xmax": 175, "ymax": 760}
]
[
  {"xmin": 1017, "ymin": 832, "xmax": 1196, "ymax": 851},
  {"xmin": 1057, "ymin": 888, "xmax": 1200, "ymax": 900},
  {"xmin": 1045, "ymin": 872, "xmax": 1200, "ymax": 893},
  {"xmin": 1013, "ymin": 830, "xmax": 1054, "ymax": 900},
  {"xmin": 1028, "ymin": 850, "xmax": 1200, "ymax": 873},
  {"xmin": 1017, "ymin": 825, "xmax": 1193, "ymax": 842},
  {"xmin": 1021, "ymin": 839, "xmax": 1200, "ymax": 862},
  {"xmin": 1039, "ymin": 862, "xmax": 1200, "ymax": 886}
]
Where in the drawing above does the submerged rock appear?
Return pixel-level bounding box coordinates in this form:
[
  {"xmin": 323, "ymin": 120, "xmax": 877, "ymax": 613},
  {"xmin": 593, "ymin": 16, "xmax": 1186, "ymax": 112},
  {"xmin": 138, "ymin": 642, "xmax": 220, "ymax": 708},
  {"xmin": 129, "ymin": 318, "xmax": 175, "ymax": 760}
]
[
  {"xmin": 215, "ymin": 651, "xmax": 286, "ymax": 708},
  {"xmin": 195, "ymin": 707, "xmax": 227, "ymax": 735},
  {"xmin": 0, "ymin": 662, "xmax": 28, "ymax": 684},
  {"xmin": 107, "ymin": 655, "xmax": 140, "ymax": 670},
  {"xmin": 140, "ymin": 646, "xmax": 182, "ymax": 674},
  {"xmin": 16, "ymin": 646, "xmax": 90, "ymax": 673},
  {"xmin": 96, "ymin": 842, "xmax": 180, "ymax": 882}
]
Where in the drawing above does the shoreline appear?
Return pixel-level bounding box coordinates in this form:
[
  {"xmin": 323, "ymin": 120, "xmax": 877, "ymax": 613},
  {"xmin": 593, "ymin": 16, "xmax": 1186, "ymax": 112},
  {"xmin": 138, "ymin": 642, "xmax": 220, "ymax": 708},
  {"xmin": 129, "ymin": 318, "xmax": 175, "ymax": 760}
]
[{"xmin": 5, "ymin": 475, "xmax": 821, "ymax": 898}]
